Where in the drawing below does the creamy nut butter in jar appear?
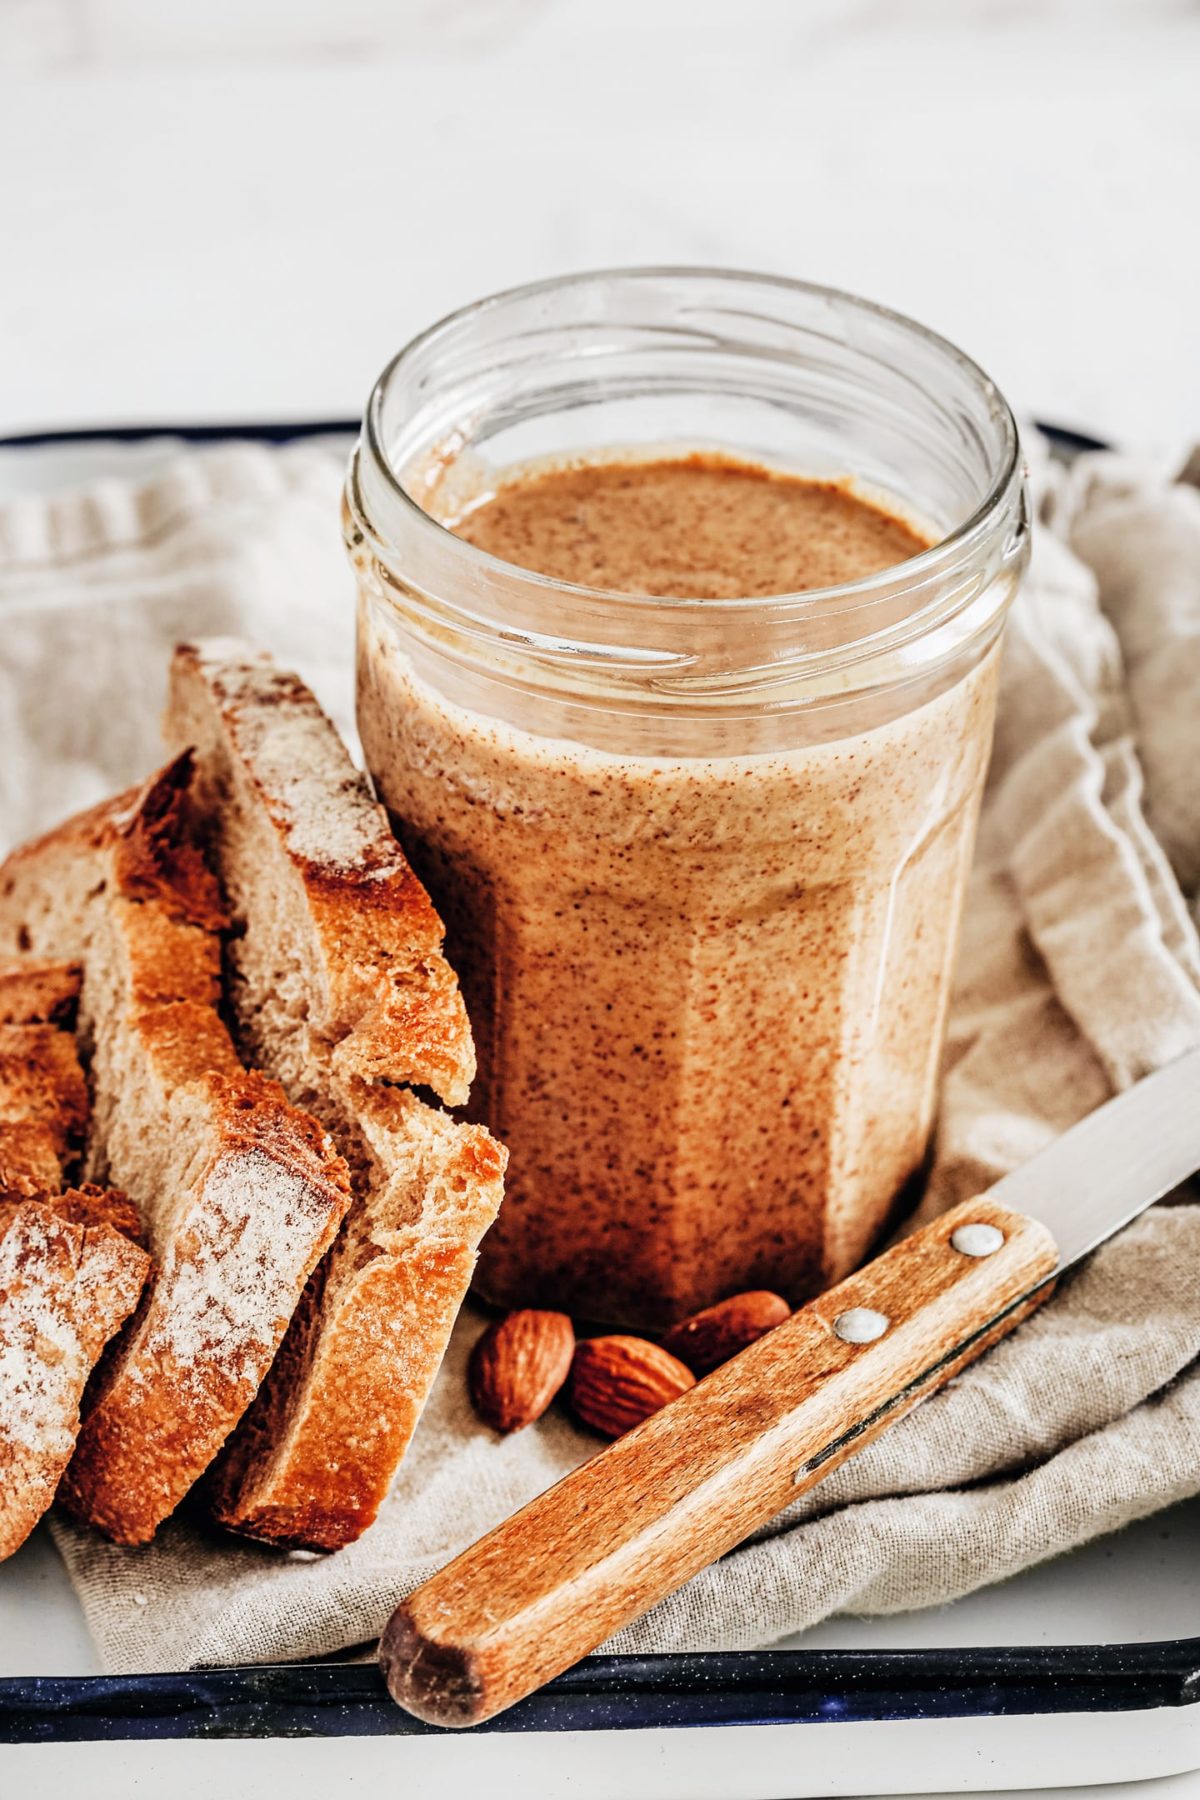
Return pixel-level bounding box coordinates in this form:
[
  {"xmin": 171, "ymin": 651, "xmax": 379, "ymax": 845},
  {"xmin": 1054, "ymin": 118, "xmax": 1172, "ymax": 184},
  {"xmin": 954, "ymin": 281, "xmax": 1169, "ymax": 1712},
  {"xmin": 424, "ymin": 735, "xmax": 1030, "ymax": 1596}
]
[{"xmin": 345, "ymin": 270, "xmax": 1028, "ymax": 1328}]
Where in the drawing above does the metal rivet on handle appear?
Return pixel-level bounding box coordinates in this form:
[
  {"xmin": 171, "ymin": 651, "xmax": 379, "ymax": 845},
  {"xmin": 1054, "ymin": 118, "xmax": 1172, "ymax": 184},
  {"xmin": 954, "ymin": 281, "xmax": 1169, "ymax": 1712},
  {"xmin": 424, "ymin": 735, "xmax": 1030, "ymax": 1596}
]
[
  {"xmin": 951, "ymin": 1222, "xmax": 1005, "ymax": 1258},
  {"xmin": 833, "ymin": 1307, "xmax": 890, "ymax": 1344}
]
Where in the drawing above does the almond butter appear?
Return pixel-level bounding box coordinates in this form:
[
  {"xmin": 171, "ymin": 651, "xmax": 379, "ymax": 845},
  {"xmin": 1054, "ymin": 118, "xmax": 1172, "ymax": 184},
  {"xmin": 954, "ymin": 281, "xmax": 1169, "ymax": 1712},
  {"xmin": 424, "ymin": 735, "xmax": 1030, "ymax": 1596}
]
[
  {"xmin": 468, "ymin": 1309, "xmax": 575, "ymax": 1434},
  {"xmin": 569, "ymin": 1335, "xmax": 695, "ymax": 1437},
  {"xmin": 659, "ymin": 1290, "xmax": 790, "ymax": 1375}
]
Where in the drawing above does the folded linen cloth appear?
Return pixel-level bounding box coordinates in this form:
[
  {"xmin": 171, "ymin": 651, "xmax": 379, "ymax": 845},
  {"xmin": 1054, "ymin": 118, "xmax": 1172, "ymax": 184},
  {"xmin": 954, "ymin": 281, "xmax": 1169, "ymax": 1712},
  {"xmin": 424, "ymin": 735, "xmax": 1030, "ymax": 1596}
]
[{"xmin": 0, "ymin": 436, "xmax": 1197, "ymax": 1675}]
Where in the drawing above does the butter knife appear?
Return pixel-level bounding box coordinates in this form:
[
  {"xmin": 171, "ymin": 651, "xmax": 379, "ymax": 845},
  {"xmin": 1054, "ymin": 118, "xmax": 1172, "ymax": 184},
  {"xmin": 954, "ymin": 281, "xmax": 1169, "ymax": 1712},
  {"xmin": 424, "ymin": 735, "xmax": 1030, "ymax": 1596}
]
[{"xmin": 381, "ymin": 1044, "xmax": 1200, "ymax": 1727}]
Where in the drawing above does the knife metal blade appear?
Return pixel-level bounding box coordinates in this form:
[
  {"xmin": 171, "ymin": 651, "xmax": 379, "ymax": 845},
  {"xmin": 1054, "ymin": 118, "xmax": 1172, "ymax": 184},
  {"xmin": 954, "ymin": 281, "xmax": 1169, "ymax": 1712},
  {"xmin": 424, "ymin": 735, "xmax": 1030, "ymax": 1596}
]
[{"xmin": 982, "ymin": 1040, "xmax": 1200, "ymax": 1271}]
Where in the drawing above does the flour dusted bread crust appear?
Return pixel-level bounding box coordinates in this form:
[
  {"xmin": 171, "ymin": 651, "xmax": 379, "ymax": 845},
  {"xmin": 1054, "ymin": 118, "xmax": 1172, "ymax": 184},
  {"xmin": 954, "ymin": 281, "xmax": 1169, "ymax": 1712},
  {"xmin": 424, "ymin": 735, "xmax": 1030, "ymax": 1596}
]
[
  {"xmin": 0, "ymin": 1187, "xmax": 149, "ymax": 1560},
  {"xmin": 0, "ymin": 757, "xmax": 352, "ymax": 1544},
  {"xmin": 167, "ymin": 642, "xmax": 505, "ymax": 1551}
]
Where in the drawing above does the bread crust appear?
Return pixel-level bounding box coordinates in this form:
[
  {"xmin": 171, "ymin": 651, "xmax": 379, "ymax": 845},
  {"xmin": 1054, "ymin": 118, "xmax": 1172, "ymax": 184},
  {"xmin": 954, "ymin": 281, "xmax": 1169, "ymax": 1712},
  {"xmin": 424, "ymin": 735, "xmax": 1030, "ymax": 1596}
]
[
  {"xmin": 169, "ymin": 642, "xmax": 506, "ymax": 1550},
  {"xmin": 0, "ymin": 1023, "xmax": 90, "ymax": 1152},
  {"xmin": 0, "ymin": 958, "xmax": 81, "ymax": 1026},
  {"xmin": 0, "ymin": 1122, "xmax": 65, "ymax": 1201},
  {"xmin": 0, "ymin": 755, "xmax": 353, "ymax": 1544},
  {"xmin": 0, "ymin": 956, "xmax": 90, "ymax": 1203},
  {"xmin": 38, "ymin": 1180, "xmax": 145, "ymax": 1243},
  {"xmin": 0, "ymin": 1023, "xmax": 89, "ymax": 1201}
]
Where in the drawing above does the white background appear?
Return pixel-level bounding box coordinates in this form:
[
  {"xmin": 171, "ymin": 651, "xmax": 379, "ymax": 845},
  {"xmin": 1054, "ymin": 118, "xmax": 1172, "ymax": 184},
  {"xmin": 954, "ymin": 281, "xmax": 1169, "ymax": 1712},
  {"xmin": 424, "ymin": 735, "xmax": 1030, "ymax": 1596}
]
[
  {"xmin": 1, "ymin": 0, "xmax": 1198, "ymax": 451},
  {"xmin": 1, "ymin": 3, "xmax": 1199, "ymax": 1794}
]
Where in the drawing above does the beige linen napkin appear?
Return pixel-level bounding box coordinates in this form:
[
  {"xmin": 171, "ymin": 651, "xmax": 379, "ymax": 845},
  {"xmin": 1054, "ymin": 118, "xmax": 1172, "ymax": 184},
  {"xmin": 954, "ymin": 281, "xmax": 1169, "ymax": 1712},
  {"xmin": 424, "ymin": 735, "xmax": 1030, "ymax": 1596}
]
[{"xmin": 1, "ymin": 438, "xmax": 1198, "ymax": 1675}]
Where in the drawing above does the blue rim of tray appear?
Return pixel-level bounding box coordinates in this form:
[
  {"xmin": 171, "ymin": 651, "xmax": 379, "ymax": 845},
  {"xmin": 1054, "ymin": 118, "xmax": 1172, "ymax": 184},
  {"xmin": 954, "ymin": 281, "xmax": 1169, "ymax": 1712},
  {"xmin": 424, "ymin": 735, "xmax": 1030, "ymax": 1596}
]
[
  {"xmin": 2, "ymin": 1643, "xmax": 1198, "ymax": 1743},
  {"xmin": 0, "ymin": 415, "xmax": 1193, "ymax": 1744}
]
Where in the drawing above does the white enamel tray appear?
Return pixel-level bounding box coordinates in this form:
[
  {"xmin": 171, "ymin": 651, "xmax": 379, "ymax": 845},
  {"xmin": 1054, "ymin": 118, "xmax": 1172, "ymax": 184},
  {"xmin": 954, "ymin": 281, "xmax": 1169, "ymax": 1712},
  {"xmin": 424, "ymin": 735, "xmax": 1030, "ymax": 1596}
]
[{"xmin": 0, "ymin": 424, "xmax": 1195, "ymax": 1800}]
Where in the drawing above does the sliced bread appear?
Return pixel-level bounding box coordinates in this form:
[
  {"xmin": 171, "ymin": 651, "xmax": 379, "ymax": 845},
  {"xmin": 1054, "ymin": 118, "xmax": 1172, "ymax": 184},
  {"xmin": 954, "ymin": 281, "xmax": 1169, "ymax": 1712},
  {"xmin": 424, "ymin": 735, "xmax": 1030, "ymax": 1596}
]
[
  {"xmin": 0, "ymin": 956, "xmax": 150, "ymax": 1559},
  {"xmin": 0, "ymin": 957, "xmax": 87, "ymax": 1202},
  {"xmin": 167, "ymin": 641, "xmax": 505, "ymax": 1551},
  {"xmin": 0, "ymin": 1022, "xmax": 88, "ymax": 1202},
  {"xmin": 0, "ymin": 755, "xmax": 352, "ymax": 1543},
  {"xmin": 0, "ymin": 1186, "xmax": 149, "ymax": 1560},
  {"xmin": 169, "ymin": 641, "xmax": 475, "ymax": 1109},
  {"xmin": 0, "ymin": 957, "xmax": 82, "ymax": 1027}
]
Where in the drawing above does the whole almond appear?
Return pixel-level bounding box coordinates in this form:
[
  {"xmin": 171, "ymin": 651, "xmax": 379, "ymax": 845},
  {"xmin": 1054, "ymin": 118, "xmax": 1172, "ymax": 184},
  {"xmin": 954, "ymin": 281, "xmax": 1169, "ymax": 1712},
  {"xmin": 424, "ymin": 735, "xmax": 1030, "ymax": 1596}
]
[
  {"xmin": 659, "ymin": 1290, "xmax": 791, "ymax": 1375},
  {"xmin": 569, "ymin": 1335, "xmax": 695, "ymax": 1437},
  {"xmin": 469, "ymin": 1310, "xmax": 575, "ymax": 1434}
]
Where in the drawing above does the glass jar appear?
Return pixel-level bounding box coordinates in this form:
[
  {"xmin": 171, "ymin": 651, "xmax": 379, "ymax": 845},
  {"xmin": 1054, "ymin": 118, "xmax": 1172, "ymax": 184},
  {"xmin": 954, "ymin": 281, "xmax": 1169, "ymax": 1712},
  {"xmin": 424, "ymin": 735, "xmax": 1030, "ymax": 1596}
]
[{"xmin": 344, "ymin": 269, "xmax": 1028, "ymax": 1328}]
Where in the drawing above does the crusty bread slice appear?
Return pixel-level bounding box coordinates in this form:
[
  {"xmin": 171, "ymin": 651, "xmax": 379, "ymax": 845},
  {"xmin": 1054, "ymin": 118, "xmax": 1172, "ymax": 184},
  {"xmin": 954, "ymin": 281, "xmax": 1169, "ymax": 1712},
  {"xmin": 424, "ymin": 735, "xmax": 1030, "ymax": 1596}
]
[
  {"xmin": 0, "ymin": 1186, "xmax": 149, "ymax": 1561},
  {"xmin": 169, "ymin": 640, "xmax": 475, "ymax": 1109},
  {"xmin": 0, "ymin": 957, "xmax": 82, "ymax": 1027},
  {"xmin": 0, "ymin": 958, "xmax": 87, "ymax": 1201},
  {"xmin": 0, "ymin": 1022, "xmax": 88, "ymax": 1201},
  {"xmin": 0, "ymin": 957, "xmax": 149, "ymax": 1558},
  {"xmin": 167, "ymin": 641, "xmax": 505, "ymax": 1551},
  {"xmin": 0, "ymin": 756, "xmax": 352, "ymax": 1543},
  {"xmin": 208, "ymin": 1081, "xmax": 504, "ymax": 1548}
]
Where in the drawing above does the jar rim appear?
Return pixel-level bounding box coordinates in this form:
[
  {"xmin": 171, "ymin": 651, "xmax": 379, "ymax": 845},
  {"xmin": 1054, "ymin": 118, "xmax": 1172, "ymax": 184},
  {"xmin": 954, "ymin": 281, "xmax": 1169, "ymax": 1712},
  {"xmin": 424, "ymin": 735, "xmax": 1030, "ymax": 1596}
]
[{"xmin": 358, "ymin": 265, "xmax": 1023, "ymax": 618}]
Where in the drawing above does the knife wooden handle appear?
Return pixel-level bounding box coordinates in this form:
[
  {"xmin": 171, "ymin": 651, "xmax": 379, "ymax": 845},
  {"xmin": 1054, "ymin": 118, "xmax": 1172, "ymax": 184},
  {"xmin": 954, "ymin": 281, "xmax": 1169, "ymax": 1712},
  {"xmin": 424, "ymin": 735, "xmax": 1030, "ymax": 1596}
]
[{"xmin": 380, "ymin": 1196, "xmax": 1058, "ymax": 1727}]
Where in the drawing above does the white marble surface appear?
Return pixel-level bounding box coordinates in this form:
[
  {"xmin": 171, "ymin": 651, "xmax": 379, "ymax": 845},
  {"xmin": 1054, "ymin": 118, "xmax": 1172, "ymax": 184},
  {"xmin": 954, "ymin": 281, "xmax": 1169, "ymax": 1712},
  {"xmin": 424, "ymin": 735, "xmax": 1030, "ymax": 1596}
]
[{"xmin": 1, "ymin": 0, "xmax": 1198, "ymax": 451}]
